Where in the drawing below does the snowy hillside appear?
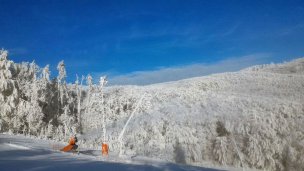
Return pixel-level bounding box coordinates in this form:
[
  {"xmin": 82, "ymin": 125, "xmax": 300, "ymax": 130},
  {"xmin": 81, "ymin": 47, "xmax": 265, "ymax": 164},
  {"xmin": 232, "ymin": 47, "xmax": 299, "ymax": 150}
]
[
  {"xmin": 243, "ymin": 58, "xmax": 304, "ymax": 75},
  {"xmin": 82, "ymin": 58, "xmax": 304, "ymax": 171},
  {"xmin": 0, "ymin": 50, "xmax": 303, "ymax": 171}
]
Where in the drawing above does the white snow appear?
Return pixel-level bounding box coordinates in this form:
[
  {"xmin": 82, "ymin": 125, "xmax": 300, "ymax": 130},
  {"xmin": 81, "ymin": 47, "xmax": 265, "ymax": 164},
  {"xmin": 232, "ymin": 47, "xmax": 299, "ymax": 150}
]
[
  {"xmin": 0, "ymin": 133, "xmax": 226, "ymax": 171},
  {"xmin": 0, "ymin": 50, "xmax": 304, "ymax": 171},
  {"xmin": 79, "ymin": 57, "xmax": 304, "ymax": 171},
  {"xmin": 4, "ymin": 143, "xmax": 31, "ymax": 150}
]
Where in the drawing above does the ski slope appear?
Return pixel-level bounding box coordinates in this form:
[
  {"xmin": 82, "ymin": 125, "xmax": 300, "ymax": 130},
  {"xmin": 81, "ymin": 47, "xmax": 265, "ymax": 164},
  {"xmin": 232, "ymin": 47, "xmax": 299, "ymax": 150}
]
[
  {"xmin": 80, "ymin": 58, "xmax": 304, "ymax": 170},
  {"xmin": 1, "ymin": 49, "xmax": 303, "ymax": 171},
  {"xmin": 0, "ymin": 133, "xmax": 225, "ymax": 171}
]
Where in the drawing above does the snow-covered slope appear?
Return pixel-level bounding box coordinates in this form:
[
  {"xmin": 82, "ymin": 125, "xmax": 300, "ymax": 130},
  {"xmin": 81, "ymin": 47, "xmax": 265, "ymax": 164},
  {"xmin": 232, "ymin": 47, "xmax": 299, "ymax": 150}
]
[
  {"xmin": 243, "ymin": 58, "xmax": 304, "ymax": 75},
  {"xmin": 0, "ymin": 133, "xmax": 225, "ymax": 171},
  {"xmin": 80, "ymin": 58, "xmax": 304, "ymax": 171},
  {"xmin": 1, "ymin": 49, "xmax": 303, "ymax": 171}
]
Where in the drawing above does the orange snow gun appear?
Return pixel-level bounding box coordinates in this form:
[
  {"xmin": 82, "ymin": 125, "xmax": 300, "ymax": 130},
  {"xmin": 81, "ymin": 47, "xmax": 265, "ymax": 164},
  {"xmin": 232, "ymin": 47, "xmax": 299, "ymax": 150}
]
[
  {"xmin": 60, "ymin": 136, "xmax": 77, "ymax": 152},
  {"xmin": 102, "ymin": 143, "xmax": 109, "ymax": 156}
]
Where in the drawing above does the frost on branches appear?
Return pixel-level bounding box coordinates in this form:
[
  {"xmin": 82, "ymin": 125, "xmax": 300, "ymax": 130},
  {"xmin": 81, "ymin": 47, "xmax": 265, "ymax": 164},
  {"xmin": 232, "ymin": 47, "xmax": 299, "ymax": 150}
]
[
  {"xmin": 0, "ymin": 52, "xmax": 81, "ymax": 140},
  {"xmin": 0, "ymin": 49, "xmax": 304, "ymax": 171},
  {"xmin": 0, "ymin": 50, "xmax": 19, "ymax": 133}
]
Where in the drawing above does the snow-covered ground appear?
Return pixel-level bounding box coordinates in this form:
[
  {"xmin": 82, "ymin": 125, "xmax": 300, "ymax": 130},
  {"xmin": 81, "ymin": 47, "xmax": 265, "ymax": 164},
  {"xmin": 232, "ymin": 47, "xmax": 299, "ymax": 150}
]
[{"xmin": 0, "ymin": 133, "xmax": 225, "ymax": 171}]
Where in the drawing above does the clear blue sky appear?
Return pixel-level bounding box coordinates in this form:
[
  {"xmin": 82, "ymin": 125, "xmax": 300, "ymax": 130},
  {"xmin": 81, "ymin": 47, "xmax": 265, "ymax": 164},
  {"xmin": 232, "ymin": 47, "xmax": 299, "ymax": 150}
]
[{"xmin": 1, "ymin": 0, "xmax": 304, "ymax": 84}]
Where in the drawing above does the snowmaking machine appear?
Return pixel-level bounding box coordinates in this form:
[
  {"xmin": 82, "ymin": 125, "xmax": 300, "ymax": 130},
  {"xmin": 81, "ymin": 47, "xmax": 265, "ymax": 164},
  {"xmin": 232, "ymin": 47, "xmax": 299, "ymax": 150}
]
[{"xmin": 60, "ymin": 135, "xmax": 78, "ymax": 152}]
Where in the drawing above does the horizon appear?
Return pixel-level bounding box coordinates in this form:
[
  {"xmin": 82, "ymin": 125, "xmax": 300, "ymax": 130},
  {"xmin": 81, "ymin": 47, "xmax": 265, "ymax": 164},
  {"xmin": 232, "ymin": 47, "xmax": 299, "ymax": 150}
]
[
  {"xmin": 3, "ymin": 50, "xmax": 303, "ymax": 86},
  {"xmin": 1, "ymin": 0, "xmax": 304, "ymax": 85}
]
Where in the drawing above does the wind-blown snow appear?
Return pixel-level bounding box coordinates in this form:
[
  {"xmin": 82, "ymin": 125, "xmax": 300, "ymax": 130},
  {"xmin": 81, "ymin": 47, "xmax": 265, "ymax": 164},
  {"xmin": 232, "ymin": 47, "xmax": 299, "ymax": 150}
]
[
  {"xmin": 4, "ymin": 143, "xmax": 30, "ymax": 150},
  {"xmin": 0, "ymin": 49, "xmax": 303, "ymax": 171}
]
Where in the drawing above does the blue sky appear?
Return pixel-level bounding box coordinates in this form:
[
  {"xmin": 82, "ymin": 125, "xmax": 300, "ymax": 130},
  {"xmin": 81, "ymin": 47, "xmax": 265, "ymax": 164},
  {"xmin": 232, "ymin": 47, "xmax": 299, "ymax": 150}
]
[{"xmin": 1, "ymin": 0, "xmax": 304, "ymax": 85}]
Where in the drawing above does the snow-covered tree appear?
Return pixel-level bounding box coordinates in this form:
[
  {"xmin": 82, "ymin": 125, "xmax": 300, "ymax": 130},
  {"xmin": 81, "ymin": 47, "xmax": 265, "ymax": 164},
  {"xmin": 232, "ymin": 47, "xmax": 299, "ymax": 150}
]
[
  {"xmin": 57, "ymin": 61, "xmax": 66, "ymax": 84},
  {"xmin": 26, "ymin": 61, "xmax": 44, "ymax": 135},
  {"xmin": 0, "ymin": 50, "xmax": 19, "ymax": 133},
  {"xmin": 99, "ymin": 76, "xmax": 108, "ymax": 143},
  {"xmin": 74, "ymin": 74, "xmax": 84, "ymax": 133},
  {"xmin": 57, "ymin": 60, "xmax": 67, "ymax": 105},
  {"xmin": 85, "ymin": 74, "xmax": 93, "ymax": 115},
  {"xmin": 42, "ymin": 64, "xmax": 50, "ymax": 82}
]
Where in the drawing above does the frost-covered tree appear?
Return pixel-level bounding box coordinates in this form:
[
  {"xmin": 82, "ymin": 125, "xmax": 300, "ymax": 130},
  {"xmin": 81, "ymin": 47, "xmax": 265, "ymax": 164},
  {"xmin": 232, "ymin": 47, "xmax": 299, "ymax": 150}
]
[
  {"xmin": 75, "ymin": 74, "xmax": 80, "ymax": 115},
  {"xmin": 42, "ymin": 64, "xmax": 50, "ymax": 82},
  {"xmin": 85, "ymin": 74, "xmax": 93, "ymax": 115},
  {"xmin": 74, "ymin": 74, "xmax": 84, "ymax": 133},
  {"xmin": 87, "ymin": 74, "xmax": 93, "ymax": 89},
  {"xmin": 99, "ymin": 76, "xmax": 108, "ymax": 143},
  {"xmin": 0, "ymin": 51, "xmax": 92, "ymax": 139},
  {"xmin": 57, "ymin": 60, "xmax": 67, "ymax": 105},
  {"xmin": 79, "ymin": 75, "xmax": 84, "ymax": 132},
  {"xmin": 57, "ymin": 61, "xmax": 66, "ymax": 84},
  {"xmin": 0, "ymin": 50, "xmax": 19, "ymax": 133},
  {"xmin": 0, "ymin": 52, "xmax": 79, "ymax": 138},
  {"xmin": 26, "ymin": 61, "xmax": 44, "ymax": 135}
]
